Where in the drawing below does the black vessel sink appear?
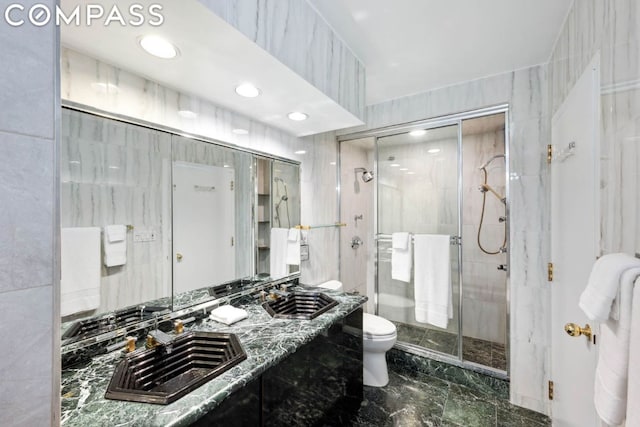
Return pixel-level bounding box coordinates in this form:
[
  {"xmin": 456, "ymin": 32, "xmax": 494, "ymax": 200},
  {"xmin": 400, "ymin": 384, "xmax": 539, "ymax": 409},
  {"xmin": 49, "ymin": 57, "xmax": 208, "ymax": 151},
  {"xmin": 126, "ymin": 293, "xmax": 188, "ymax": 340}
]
[
  {"xmin": 262, "ymin": 292, "xmax": 338, "ymax": 320},
  {"xmin": 62, "ymin": 305, "xmax": 170, "ymax": 341},
  {"xmin": 105, "ymin": 332, "xmax": 247, "ymax": 405}
]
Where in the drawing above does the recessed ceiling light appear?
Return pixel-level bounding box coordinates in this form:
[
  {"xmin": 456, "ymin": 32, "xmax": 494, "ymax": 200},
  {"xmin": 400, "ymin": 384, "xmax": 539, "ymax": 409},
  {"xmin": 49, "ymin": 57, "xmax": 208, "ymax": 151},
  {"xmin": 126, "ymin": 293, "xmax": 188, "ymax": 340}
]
[
  {"xmin": 223, "ymin": 164, "xmax": 231, "ymax": 168},
  {"xmin": 90, "ymin": 82, "xmax": 119, "ymax": 93},
  {"xmin": 295, "ymin": 150, "xmax": 307, "ymax": 155},
  {"xmin": 108, "ymin": 166, "xmax": 120, "ymax": 170},
  {"xmin": 235, "ymin": 83, "xmax": 261, "ymax": 98},
  {"xmin": 390, "ymin": 163, "xmax": 400, "ymax": 167},
  {"xmin": 407, "ymin": 171, "xmax": 416, "ymax": 175},
  {"xmin": 428, "ymin": 148, "xmax": 441, "ymax": 154},
  {"xmin": 288, "ymin": 112, "xmax": 308, "ymax": 121},
  {"xmin": 410, "ymin": 130, "xmax": 427, "ymax": 137},
  {"xmin": 399, "ymin": 168, "xmax": 409, "ymax": 171},
  {"xmin": 330, "ymin": 162, "xmax": 336, "ymax": 166},
  {"xmin": 232, "ymin": 128, "xmax": 249, "ymax": 135},
  {"xmin": 69, "ymin": 160, "xmax": 81, "ymax": 165},
  {"xmin": 178, "ymin": 110, "xmax": 197, "ymax": 119},
  {"xmin": 139, "ymin": 35, "xmax": 178, "ymax": 59}
]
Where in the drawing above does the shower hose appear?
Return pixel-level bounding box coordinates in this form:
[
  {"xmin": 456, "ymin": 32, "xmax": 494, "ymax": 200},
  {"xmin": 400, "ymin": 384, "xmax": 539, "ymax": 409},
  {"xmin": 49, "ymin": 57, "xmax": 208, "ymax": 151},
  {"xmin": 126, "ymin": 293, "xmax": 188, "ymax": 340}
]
[{"xmin": 477, "ymin": 168, "xmax": 507, "ymax": 255}]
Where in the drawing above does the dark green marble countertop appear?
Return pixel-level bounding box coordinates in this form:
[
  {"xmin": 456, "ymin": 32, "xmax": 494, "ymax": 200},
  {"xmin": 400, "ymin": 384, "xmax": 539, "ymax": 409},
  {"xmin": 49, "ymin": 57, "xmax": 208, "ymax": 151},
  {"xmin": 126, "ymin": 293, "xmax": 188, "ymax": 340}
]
[{"xmin": 61, "ymin": 291, "xmax": 366, "ymax": 427}]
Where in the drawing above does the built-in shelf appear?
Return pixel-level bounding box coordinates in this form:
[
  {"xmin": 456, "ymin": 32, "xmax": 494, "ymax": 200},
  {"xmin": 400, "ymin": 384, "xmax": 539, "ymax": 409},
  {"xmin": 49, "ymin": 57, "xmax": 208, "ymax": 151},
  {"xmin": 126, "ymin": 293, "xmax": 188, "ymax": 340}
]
[
  {"xmin": 258, "ymin": 193, "xmax": 270, "ymax": 196},
  {"xmin": 258, "ymin": 246, "xmax": 270, "ymax": 250}
]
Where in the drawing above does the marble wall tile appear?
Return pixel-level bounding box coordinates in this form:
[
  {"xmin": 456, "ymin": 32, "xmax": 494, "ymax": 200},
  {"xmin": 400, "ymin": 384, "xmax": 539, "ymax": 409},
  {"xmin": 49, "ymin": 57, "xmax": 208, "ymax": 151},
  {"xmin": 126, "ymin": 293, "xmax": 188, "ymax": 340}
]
[
  {"xmin": 0, "ymin": 132, "xmax": 54, "ymax": 293},
  {"xmin": 339, "ymin": 139, "xmax": 374, "ymax": 295},
  {"xmin": 0, "ymin": 4, "xmax": 55, "ymax": 139},
  {"xmin": 0, "ymin": 286, "xmax": 54, "ymax": 426},
  {"xmin": 0, "ymin": 3, "xmax": 58, "ymax": 425},
  {"xmin": 197, "ymin": 0, "xmax": 366, "ymax": 119}
]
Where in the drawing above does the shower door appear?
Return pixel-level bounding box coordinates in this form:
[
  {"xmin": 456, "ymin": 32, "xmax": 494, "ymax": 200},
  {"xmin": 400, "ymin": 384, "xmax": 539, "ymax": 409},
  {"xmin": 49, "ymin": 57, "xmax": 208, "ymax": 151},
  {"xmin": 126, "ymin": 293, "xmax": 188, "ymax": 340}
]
[{"xmin": 376, "ymin": 124, "xmax": 461, "ymax": 357}]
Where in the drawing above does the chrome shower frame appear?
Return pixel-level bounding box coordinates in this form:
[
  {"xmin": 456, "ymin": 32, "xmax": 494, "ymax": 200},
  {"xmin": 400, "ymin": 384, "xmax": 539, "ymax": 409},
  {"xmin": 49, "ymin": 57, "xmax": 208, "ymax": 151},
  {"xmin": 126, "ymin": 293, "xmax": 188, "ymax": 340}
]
[{"xmin": 337, "ymin": 104, "xmax": 511, "ymax": 379}]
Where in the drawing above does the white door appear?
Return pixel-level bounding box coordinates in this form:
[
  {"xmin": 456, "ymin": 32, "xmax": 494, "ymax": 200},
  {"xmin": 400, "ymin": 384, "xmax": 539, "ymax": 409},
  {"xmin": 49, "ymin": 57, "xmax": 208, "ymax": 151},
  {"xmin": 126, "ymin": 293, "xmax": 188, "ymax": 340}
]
[
  {"xmin": 173, "ymin": 161, "xmax": 235, "ymax": 294},
  {"xmin": 550, "ymin": 54, "xmax": 600, "ymax": 426}
]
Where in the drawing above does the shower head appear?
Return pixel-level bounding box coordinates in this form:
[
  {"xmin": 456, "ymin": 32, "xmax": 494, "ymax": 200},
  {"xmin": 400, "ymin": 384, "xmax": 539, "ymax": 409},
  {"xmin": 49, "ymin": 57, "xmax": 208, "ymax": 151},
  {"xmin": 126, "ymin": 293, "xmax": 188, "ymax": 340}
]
[
  {"xmin": 354, "ymin": 167, "xmax": 374, "ymax": 183},
  {"xmin": 478, "ymin": 154, "xmax": 505, "ymax": 170}
]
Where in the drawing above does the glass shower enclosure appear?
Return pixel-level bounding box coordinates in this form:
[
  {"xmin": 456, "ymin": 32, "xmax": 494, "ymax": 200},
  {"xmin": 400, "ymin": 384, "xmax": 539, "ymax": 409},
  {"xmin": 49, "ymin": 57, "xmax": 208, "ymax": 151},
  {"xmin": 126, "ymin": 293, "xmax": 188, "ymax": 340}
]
[{"xmin": 339, "ymin": 106, "xmax": 509, "ymax": 376}]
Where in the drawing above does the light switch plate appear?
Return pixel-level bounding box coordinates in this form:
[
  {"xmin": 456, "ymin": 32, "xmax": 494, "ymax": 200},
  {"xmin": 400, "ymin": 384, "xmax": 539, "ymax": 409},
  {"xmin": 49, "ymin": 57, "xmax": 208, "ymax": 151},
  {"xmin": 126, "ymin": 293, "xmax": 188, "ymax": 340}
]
[{"xmin": 133, "ymin": 229, "xmax": 156, "ymax": 242}]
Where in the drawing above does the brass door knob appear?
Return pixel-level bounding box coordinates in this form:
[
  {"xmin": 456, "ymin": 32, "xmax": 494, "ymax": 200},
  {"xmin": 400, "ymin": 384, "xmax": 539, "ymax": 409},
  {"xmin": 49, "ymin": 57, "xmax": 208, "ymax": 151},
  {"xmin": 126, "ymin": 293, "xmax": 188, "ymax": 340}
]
[
  {"xmin": 176, "ymin": 253, "xmax": 183, "ymax": 261},
  {"xmin": 564, "ymin": 322, "xmax": 592, "ymax": 339}
]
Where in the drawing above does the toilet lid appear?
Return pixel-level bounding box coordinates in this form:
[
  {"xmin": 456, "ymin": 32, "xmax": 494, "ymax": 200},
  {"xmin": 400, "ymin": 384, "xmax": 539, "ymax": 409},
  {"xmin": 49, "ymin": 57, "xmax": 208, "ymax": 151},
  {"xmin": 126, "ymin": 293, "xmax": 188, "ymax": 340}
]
[{"xmin": 363, "ymin": 313, "xmax": 396, "ymax": 336}]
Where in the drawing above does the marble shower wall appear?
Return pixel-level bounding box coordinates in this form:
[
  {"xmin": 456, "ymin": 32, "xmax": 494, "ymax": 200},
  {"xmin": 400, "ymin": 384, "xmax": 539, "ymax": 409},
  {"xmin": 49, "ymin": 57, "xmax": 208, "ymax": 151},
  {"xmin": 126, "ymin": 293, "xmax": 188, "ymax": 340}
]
[
  {"xmin": 0, "ymin": 3, "xmax": 58, "ymax": 425},
  {"xmin": 548, "ymin": 0, "xmax": 640, "ymax": 256},
  {"xmin": 60, "ymin": 47, "xmax": 340, "ymax": 287},
  {"xmin": 198, "ymin": 0, "xmax": 365, "ymax": 120},
  {"xmin": 339, "ymin": 65, "xmax": 551, "ymax": 414},
  {"xmin": 461, "ymin": 128, "xmax": 507, "ymax": 345},
  {"xmin": 339, "ymin": 139, "xmax": 375, "ymax": 311}
]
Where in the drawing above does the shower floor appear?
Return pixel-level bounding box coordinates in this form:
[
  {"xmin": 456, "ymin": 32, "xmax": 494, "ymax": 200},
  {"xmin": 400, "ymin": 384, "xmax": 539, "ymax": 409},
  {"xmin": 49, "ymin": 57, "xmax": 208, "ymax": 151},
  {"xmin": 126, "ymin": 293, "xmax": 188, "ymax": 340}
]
[{"xmin": 393, "ymin": 322, "xmax": 507, "ymax": 371}]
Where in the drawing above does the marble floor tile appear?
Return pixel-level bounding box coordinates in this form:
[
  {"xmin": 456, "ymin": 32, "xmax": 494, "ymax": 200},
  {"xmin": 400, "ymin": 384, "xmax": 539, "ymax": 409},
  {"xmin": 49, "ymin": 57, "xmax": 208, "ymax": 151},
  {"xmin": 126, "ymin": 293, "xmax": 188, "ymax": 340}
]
[
  {"xmin": 463, "ymin": 336, "xmax": 493, "ymax": 366},
  {"xmin": 351, "ymin": 359, "xmax": 550, "ymax": 427},
  {"xmin": 441, "ymin": 393, "xmax": 496, "ymax": 427},
  {"xmin": 394, "ymin": 322, "xmax": 429, "ymax": 344},
  {"xmin": 421, "ymin": 329, "xmax": 459, "ymax": 356},
  {"xmin": 392, "ymin": 322, "xmax": 507, "ymax": 370}
]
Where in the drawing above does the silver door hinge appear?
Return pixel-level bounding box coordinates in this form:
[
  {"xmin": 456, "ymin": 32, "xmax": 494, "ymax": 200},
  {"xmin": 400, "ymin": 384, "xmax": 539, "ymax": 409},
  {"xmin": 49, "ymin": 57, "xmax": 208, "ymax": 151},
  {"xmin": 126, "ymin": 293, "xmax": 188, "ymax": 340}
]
[
  {"xmin": 230, "ymin": 181, "xmax": 234, "ymax": 190},
  {"xmin": 548, "ymin": 380, "xmax": 554, "ymax": 400},
  {"xmin": 231, "ymin": 236, "xmax": 234, "ymax": 246}
]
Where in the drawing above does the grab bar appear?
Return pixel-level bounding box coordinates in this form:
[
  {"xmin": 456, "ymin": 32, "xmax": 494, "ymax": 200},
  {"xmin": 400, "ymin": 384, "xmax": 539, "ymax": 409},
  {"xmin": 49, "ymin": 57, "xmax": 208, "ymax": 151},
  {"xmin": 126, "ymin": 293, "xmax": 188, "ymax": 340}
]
[{"xmin": 375, "ymin": 234, "xmax": 461, "ymax": 246}]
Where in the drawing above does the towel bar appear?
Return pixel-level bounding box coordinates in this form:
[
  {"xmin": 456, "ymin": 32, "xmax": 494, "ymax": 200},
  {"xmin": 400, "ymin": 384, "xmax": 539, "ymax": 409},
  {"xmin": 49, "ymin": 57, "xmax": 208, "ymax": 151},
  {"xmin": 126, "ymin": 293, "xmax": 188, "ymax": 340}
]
[{"xmin": 375, "ymin": 234, "xmax": 461, "ymax": 246}]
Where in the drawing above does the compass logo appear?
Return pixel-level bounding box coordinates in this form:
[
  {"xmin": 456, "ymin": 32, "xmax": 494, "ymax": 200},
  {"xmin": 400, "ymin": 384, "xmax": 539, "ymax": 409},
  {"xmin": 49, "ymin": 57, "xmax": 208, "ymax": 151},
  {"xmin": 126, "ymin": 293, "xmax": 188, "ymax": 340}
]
[{"xmin": 4, "ymin": 3, "xmax": 164, "ymax": 27}]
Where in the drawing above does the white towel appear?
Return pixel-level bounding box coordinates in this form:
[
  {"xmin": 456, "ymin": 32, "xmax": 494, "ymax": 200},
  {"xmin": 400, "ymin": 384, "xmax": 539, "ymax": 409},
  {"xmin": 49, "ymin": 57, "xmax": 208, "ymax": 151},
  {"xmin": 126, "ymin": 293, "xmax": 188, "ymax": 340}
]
[
  {"xmin": 286, "ymin": 228, "xmax": 300, "ymax": 265},
  {"xmin": 103, "ymin": 224, "xmax": 127, "ymax": 267},
  {"xmin": 392, "ymin": 232, "xmax": 410, "ymax": 250},
  {"xmin": 594, "ymin": 270, "xmax": 640, "ymax": 425},
  {"xmin": 579, "ymin": 253, "xmax": 640, "ymax": 322},
  {"xmin": 105, "ymin": 225, "xmax": 126, "ymax": 242},
  {"xmin": 61, "ymin": 227, "xmax": 101, "ymax": 316},
  {"xmin": 270, "ymin": 228, "xmax": 289, "ymax": 277},
  {"xmin": 209, "ymin": 305, "xmax": 248, "ymax": 325},
  {"xmin": 626, "ymin": 278, "xmax": 640, "ymax": 426},
  {"xmin": 391, "ymin": 232, "xmax": 412, "ymax": 283},
  {"xmin": 288, "ymin": 228, "xmax": 299, "ymax": 242},
  {"xmin": 413, "ymin": 234, "xmax": 452, "ymax": 329}
]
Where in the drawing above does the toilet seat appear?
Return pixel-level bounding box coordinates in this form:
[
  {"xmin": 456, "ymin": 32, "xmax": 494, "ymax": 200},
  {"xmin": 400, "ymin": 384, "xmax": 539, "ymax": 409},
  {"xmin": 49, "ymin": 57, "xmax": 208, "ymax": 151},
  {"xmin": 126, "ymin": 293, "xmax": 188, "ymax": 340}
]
[{"xmin": 363, "ymin": 313, "xmax": 397, "ymax": 340}]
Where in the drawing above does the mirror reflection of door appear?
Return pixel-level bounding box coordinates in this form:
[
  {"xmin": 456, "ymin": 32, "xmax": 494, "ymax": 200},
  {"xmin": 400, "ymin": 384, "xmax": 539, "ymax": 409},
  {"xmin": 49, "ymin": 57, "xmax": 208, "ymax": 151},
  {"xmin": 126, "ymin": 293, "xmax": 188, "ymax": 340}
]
[{"xmin": 172, "ymin": 161, "xmax": 235, "ymax": 293}]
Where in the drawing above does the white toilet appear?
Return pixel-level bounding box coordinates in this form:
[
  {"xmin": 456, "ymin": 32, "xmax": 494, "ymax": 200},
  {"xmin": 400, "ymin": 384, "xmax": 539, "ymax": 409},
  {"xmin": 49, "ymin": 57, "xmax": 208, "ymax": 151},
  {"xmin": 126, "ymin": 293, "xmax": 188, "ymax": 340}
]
[
  {"xmin": 318, "ymin": 280, "xmax": 397, "ymax": 387},
  {"xmin": 362, "ymin": 313, "xmax": 397, "ymax": 387}
]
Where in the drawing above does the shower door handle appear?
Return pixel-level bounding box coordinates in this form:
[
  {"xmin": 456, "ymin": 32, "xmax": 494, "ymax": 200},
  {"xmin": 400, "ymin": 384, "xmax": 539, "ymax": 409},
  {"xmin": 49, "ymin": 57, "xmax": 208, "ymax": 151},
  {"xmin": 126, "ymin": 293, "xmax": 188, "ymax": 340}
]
[{"xmin": 497, "ymin": 264, "xmax": 507, "ymax": 271}]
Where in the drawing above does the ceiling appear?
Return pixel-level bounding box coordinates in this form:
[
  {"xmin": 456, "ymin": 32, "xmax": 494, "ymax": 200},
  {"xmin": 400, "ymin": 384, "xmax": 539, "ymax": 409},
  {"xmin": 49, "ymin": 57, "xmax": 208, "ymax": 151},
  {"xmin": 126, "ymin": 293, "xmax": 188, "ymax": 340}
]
[
  {"xmin": 308, "ymin": 0, "xmax": 573, "ymax": 104},
  {"xmin": 60, "ymin": 0, "xmax": 363, "ymax": 137}
]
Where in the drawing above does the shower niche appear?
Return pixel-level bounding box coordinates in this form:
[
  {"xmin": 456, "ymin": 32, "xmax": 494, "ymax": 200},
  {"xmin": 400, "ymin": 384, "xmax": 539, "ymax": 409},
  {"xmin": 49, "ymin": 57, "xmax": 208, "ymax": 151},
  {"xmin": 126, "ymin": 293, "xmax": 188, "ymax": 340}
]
[{"xmin": 339, "ymin": 107, "xmax": 509, "ymax": 375}]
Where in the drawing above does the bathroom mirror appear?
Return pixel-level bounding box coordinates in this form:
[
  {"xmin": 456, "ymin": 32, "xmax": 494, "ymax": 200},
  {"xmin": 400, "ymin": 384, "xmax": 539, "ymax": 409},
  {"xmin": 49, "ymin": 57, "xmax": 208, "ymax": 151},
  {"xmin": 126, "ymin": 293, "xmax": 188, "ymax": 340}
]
[
  {"xmin": 60, "ymin": 108, "xmax": 301, "ymax": 345},
  {"xmin": 170, "ymin": 135, "xmax": 255, "ymax": 311}
]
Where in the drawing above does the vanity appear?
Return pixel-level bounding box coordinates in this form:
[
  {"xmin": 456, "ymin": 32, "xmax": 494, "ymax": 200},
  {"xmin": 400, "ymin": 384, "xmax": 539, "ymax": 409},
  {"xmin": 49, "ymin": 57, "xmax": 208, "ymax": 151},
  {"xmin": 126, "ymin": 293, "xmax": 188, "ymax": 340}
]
[{"xmin": 61, "ymin": 287, "xmax": 365, "ymax": 426}]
